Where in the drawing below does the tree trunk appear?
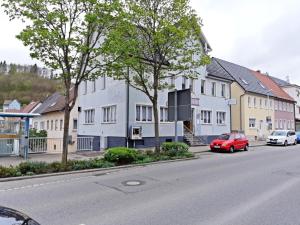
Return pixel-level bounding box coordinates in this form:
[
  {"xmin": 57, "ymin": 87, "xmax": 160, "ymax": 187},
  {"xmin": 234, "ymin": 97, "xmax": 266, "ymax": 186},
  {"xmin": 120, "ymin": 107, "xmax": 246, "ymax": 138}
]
[
  {"xmin": 62, "ymin": 90, "xmax": 71, "ymax": 164},
  {"xmin": 153, "ymin": 98, "xmax": 160, "ymax": 154}
]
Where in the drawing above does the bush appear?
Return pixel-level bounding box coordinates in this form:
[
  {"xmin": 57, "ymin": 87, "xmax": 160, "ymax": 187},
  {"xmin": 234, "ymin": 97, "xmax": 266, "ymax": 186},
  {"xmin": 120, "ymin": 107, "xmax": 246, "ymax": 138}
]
[
  {"xmin": 161, "ymin": 142, "xmax": 189, "ymax": 157},
  {"xmin": 104, "ymin": 147, "xmax": 138, "ymax": 165},
  {"xmin": 0, "ymin": 166, "xmax": 19, "ymax": 178},
  {"xmin": 18, "ymin": 161, "xmax": 48, "ymax": 174}
]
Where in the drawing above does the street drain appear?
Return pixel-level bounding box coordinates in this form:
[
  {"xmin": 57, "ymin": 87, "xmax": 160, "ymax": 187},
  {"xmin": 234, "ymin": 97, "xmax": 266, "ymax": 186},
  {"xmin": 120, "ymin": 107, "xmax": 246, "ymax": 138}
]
[{"xmin": 122, "ymin": 180, "xmax": 145, "ymax": 186}]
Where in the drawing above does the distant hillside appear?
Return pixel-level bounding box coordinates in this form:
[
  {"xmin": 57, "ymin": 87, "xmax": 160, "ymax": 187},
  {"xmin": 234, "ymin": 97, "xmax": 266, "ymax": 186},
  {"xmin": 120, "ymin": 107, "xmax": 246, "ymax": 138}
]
[{"xmin": 0, "ymin": 72, "xmax": 62, "ymax": 107}]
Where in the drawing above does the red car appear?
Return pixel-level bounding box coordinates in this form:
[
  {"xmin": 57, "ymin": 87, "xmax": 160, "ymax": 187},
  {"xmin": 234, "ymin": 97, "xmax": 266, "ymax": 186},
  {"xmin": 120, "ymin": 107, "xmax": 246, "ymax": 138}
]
[{"xmin": 210, "ymin": 133, "xmax": 249, "ymax": 153}]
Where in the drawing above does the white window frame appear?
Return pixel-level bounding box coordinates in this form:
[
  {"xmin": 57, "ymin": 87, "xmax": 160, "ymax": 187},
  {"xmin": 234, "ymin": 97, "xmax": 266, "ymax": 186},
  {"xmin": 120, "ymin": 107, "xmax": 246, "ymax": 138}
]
[
  {"xmin": 73, "ymin": 119, "xmax": 78, "ymax": 130},
  {"xmin": 92, "ymin": 80, "xmax": 96, "ymax": 92},
  {"xmin": 102, "ymin": 105, "xmax": 117, "ymax": 123},
  {"xmin": 221, "ymin": 83, "xmax": 226, "ymax": 98},
  {"xmin": 201, "ymin": 110, "xmax": 212, "ymax": 124},
  {"xmin": 249, "ymin": 118, "xmax": 256, "ymax": 128},
  {"xmin": 211, "ymin": 82, "xmax": 216, "ymax": 96},
  {"xmin": 60, "ymin": 119, "xmax": 63, "ymax": 131},
  {"xmin": 216, "ymin": 111, "xmax": 226, "ymax": 125},
  {"xmin": 160, "ymin": 107, "xmax": 169, "ymax": 122},
  {"xmin": 136, "ymin": 104, "xmax": 153, "ymax": 122},
  {"xmin": 201, "ymin": 80, "xmax": 206, "ymax": 95},
  {"xmin": 84, "ymin": 109, "xmax": 95, "ymax": 124}
]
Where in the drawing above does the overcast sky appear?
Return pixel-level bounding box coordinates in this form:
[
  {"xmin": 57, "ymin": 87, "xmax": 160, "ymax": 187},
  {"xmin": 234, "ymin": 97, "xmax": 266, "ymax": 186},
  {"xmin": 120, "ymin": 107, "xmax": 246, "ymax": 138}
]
[{"xmin": 0, "ymin": 0, "xmax": 300, "ymax": 84}]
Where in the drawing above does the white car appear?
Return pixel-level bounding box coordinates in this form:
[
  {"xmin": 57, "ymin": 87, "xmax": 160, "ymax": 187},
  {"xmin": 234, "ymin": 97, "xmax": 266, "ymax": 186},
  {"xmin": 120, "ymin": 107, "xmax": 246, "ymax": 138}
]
[{"xmin": 267, "ymin": 130, "xmax": 298, "ymax": 146}]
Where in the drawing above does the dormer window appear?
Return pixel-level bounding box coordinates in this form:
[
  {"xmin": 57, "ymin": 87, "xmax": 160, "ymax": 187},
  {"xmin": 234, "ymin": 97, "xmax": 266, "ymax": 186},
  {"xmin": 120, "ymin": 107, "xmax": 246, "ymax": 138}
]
[
  {"xmin": 240, "ymin": 78, "xmax": 249, "ymax": 85},
  {"xmin": 50, "ymin": 102, "xmax": 56, "ymax": 107},
  {"xmin": 259, "ymin": 82, "xmax": 266, "ymax": 89}
]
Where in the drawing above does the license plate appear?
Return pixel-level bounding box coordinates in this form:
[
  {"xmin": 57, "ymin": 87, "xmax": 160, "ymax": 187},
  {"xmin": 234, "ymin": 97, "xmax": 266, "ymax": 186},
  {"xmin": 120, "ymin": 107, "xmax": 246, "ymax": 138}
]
[{"xmin": 214, "ymin": 146, "xmax": 220, "ymax": 149}]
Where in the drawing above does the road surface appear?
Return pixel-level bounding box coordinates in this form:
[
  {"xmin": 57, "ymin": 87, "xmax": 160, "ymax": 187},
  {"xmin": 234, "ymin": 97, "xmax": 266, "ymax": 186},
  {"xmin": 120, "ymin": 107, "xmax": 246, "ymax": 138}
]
[{"xmin": 1, "ymin": 145, "xmax": 300, "ymax": 225}]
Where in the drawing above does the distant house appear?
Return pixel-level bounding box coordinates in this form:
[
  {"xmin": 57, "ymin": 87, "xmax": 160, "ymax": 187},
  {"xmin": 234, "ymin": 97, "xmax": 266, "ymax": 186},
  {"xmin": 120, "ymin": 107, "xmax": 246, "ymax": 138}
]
[
  {"xmin": 32, "ymin": 90, "xmax": 78, "ymax": 152},
  {"xmin": 271, "ymin": 77, "xmax": 300, "ymax": 131},
  {"xmin": 21, "ymin": 101, "xmax": 41, "ymax": 128},
  {"xmin": 3, "ymin": 99, "xmax": 21, "ymax": 112}
]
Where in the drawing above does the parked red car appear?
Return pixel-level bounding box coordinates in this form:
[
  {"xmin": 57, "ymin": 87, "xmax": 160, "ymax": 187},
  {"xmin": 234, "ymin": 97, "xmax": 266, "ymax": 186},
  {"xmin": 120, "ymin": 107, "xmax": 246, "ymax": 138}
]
[{"xmin": 210, "ymin": 133, "xmax": 249, "ymax": 153}]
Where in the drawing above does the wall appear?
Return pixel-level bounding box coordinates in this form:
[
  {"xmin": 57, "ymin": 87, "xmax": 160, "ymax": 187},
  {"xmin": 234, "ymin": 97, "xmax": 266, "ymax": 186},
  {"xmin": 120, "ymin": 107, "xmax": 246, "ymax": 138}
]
[{"xmin": 230, "ymin": 82, "xmax": 245, "ymax": 132}]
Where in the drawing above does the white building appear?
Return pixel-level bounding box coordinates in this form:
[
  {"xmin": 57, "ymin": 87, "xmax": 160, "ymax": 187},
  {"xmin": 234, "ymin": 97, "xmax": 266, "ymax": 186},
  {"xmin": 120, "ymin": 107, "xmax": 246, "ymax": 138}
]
[{"xmin": 77, "ymin": 58, "xmax": 234, "ymax": 149}]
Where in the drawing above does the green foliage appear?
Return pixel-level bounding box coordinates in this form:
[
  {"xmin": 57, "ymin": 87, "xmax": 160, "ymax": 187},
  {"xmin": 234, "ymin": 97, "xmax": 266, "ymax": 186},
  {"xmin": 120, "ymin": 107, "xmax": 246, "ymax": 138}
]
[
  {"xmin": 18, "ymin": 161, "xmax": 49, "ymax": 174},
  {"xmin": 104, "ymin": 147, "xmax": 138, "ymax": 165},
  {"xmin": 29, "ymin": 129, "xmax": 47, "ymax": 138},
  {"xmin": 0, "ymin": 165, "xmax": 19, "ymax": 178},
  {"xmin": 0, "ymin": 72, "xmax": 61, "ymax": 105},
  {"xmin": 161, "ymin": 142, "xmax": 190, "ymax": 157}
]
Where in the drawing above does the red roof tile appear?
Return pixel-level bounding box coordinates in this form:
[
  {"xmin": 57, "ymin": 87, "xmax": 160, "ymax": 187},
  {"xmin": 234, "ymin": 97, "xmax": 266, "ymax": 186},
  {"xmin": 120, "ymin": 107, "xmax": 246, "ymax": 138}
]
[{"xmin": 252, "ymin": 71, "xmax": 294, "ymax": 102}]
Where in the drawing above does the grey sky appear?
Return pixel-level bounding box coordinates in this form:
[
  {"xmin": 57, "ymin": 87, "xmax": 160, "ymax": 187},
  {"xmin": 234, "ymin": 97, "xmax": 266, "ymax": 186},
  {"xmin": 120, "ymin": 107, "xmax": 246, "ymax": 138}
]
[{"xmin": 0, "ymin": 0, "xmax": 299, "ymax": 84}]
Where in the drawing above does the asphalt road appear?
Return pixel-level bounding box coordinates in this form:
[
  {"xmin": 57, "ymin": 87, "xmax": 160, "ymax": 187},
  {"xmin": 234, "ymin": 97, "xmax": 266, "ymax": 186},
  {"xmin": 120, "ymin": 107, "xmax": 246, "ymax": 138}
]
[{"xmin": 1, "ymin": 145, "xmax": 300, "ymax": 225}]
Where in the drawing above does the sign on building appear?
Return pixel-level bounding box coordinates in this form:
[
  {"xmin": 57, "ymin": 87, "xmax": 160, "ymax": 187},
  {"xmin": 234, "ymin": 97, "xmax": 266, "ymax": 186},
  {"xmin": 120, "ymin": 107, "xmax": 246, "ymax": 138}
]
[{"xmin": 168, "ymin": 89, "xmax": 192, "ymax": 121}]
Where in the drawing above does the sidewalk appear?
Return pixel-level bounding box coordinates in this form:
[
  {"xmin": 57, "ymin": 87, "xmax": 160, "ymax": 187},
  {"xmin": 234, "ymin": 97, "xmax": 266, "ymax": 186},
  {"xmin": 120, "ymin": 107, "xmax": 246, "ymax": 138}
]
[
  {"xmin": 189, "ymin": 140, "xmax": 267, "ymax": 154},
  {"xmin": 0, "ymin": 151, "xmax": 103, "ymax": 167}
]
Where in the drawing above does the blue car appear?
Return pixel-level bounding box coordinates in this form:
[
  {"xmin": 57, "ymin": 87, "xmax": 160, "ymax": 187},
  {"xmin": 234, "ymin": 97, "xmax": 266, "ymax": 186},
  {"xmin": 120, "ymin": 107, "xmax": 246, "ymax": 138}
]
[{"xmin": 297, "ymin": 132, "xmax": 300, "ymax": 143}]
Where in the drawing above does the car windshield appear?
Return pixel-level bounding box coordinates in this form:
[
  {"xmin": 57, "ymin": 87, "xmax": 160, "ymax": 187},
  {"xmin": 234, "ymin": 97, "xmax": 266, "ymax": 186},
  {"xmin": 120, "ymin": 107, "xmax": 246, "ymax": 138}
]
[
  {"xmin": 296, "ymin": 132, "xmax": 300, "ymax": 136},
  {"xmin": 271, "ymin": 131, "xmax": 287, "ymax": 136},
  {"xmin": 218, "ymin": 134, "xmax": 234, "ymax": 140}
]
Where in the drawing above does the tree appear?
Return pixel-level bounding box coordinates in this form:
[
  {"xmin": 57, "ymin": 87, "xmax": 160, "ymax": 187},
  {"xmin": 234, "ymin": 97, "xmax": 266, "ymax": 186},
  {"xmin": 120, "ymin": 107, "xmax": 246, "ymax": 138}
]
[
  {"xmin": 104, "ymin": 0, "xmax": 210, "ymax": 153},
  {"xmin": 2, "ymin": 0, "xmax": 121, "ymax": 163}
]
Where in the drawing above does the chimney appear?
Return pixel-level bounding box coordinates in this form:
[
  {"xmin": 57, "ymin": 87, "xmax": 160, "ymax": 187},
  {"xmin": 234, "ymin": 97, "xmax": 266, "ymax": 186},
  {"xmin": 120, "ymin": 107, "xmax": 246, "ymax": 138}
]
[{"xmin": 256, "ymin": 70, "xmax": 261, "ymax": 73}]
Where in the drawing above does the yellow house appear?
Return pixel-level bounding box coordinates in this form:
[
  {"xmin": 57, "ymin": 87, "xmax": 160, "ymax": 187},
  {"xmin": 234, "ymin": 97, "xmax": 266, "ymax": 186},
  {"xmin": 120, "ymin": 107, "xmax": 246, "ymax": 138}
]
[{"xmin": 213, "ymin": 58, "xmax": 275, "ymax": 140}]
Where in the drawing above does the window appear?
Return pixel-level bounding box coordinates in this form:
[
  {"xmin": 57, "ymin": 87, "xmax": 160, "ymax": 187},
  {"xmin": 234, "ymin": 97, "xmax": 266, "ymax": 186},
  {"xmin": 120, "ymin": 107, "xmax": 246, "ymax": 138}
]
[
  {"xmin": 84, "ymin": 109, "xmax": 95, "ymax": 124},
  {"xmin": 34, "ymin": 122, "xmax": 38, "ymax": 129},
  {"xmin": 136, "ymin": 105, "xmax": 152, "ymax": 122},
  {"xmin": 279, "ymin": 120, "xmax": 282, "ymax": 129},
  {"xmin": 249, "ymin": 118, "xmax": 256, "ymax": 128},
  {"xmin": 240, "ymin": 78, "xmax": 249, "ymax": 85},
  {"xmin": 47, "ymin": 120, "xmax": 49, "ymax": 130},
  {"xmin": 254, "ymin": 98, "xmax": 257, "ymax": 107},
  {"xmin": 201, "ymin": 80, "xmax": 206, "ymax": 94},
  {"xmin": 92, "ymin": 80, "xmax": 96, "ymax": 92},
  {"xmin": 283, "ymin": 120, "xmax": 286, "ymax": 129},
  {"xmin": 275, "ymin": 120, "xmax": 278, "ymax": 129},
  {"xmin": 265, "ymin": 99, "xmax": 268, "ymax": 108},
  {"xmin": 260, "ymin": 99, "xmax": 262, "ymax": 108},
  {"xmin": 160, "ymin": 107, "xmax": 168, "ymax": 122},
  {"xmin": 287, "ymin": 120, "xmax": 291, "ymax": 129},
  {"xmin": 274, "ymin": 100, "xmax": 278, "ymax": 110},
  {"xmin": 182, "ymin": 76, "xmax": 187, "ymax": 90},
  {"xmin": 283, "ymin": 102, "xmax": 287, "ymax": 111},
  {"xmin": 40, "ymin": 121, "xmax": 45, "ymax": 130},
  {"xmin": 83, "ymin": 80, "xmax": 87, "ymax": 94},
  {"xmin": 291, "ymin": 120, "xmax": 295, "ymax": 129},
  {"xmin": 73, "ymin": 119, "xmax": 78, "ymax": 130},
  {"xmin": 100, "ymin": 76, "xmax": 106, "ymax": 90},
  {"xmin": 190, "ymin": 78, "xmax": 195, "ymax": 92},
  {"xmin": 211, "ymin": 82, "xmax": 216, "ymax": 96},
  {"xmin": 217, "ymin": 112, "xmax": 226, "ymax": 125},
  {"xmin": 51, "ymin": 120, "xmax": 53, "ymax": 130},
  {"xmin": 248, "ymin": 97, "xmax": 252, "ymax": 107},
  {"xmin": 170, "ymin": 75, "xmax": 175, "ymax": 87},
  {"xmin": 270, "ymin": 100, "xmax": 273, "ymax": 109},
  {"xmin": 55, "ymin": 120, "xmax": 58, "ymax": 130},
  {"xmin": 201, "ymin": 110, "xmax": 212, "ymax": 124},
  {"xmin": 102, "ymin": 105, "xmax": 117, "ymax": 123},
  {"xmin": 221, "ymin": 84, "xmax": 226, "ymax": 98},
  {"xmin": 279, "ymin": 101, "xmax": 283, "ymax": 111},
  {"xmin": 60, "ymin": 119, "xmax": 63, "ymax": 131}
]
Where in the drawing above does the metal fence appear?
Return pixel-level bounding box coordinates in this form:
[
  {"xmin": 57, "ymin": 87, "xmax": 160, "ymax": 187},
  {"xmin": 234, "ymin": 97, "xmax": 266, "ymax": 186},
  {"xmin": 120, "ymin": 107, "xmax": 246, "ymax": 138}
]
[
  {"xmin": 0, "ymin": 137, "xmax": 94, "ymax": 155},
  {"xmin": 77, "ymin": 137, "xmax": 94, "ymax": 151},
  {"xmin": 0, "ymin": 138, "xmax": 18, "ymax": 155}
]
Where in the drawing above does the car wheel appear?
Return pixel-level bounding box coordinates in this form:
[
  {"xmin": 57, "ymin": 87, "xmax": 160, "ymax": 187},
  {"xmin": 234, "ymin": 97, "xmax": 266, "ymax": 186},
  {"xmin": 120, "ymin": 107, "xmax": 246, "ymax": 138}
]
[
  {"xmin": 244, "ymin": 144, "xmax": 249, "ymax": 151},
  {"xmin": 230, "ymin": 146, "xmax": 234, "ymax": 153},
  {"xmin": 294, "ymin": 140, "xmax": 297, "ymax": 145},
  {"xmin": 284, "ymin": 140, "xmax": 288, "ymax": 147}
]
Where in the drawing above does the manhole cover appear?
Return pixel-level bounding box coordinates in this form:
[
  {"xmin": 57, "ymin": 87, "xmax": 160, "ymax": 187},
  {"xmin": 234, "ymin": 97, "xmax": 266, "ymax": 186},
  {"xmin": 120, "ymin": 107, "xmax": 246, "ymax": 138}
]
[{"xmin": 122, "ymin": 180, "xmax": 145, "ymax": 186}]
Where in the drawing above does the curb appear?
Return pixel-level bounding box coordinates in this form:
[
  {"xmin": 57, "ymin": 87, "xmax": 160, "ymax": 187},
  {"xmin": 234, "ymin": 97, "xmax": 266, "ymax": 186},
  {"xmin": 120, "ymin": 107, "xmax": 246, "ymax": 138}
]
[{"xmin": 0, "ymin": 156, "xmax": 199, "ymax": 183}]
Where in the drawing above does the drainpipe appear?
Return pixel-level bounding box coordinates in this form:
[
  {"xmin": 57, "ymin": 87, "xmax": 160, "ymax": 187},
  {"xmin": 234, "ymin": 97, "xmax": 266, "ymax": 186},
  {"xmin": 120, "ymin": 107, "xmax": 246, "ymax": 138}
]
[
  {"xmin": 126, "ymin": 67, "xmax": 130, "ymax": 147},
  {"xmin": 240, "ymin": 93, "xmax": 246, "ymax": 133},
  {"xmin": 229, "ymin": 82, "xmax": 232, "ymax": 132}
]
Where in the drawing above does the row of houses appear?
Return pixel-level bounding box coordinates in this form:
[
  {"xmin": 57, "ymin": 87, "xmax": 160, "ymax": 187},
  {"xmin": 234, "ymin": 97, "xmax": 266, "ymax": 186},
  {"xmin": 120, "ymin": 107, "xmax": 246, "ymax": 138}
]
[{"xmin": 21, "ymin": 59, "xmax": 299, "ymax": 152}]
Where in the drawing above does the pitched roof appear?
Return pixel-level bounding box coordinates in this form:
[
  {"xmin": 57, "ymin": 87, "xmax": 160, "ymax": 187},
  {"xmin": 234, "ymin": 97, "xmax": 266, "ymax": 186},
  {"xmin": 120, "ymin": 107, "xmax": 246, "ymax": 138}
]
[
  {"xmin": 214, "ymin": 58, "xmax": 276, "ymax": 97},
  {"xmin": 206, "ymin": 58, "xmax": 234, "ymax": 81},
  {"xmin": 34, "ymin": 89, "xmax": 75, "ymax": 114},
  {"xmin": 21, "ymin": 101, "xmax": 40, "ymax": 113},
  {"xmin": 3, "ymin": 100, "xmax": 12, "ymax": 105},
  {"xmin": 252, "ymin": 71, "xmax": 295, "ymax": 102}
]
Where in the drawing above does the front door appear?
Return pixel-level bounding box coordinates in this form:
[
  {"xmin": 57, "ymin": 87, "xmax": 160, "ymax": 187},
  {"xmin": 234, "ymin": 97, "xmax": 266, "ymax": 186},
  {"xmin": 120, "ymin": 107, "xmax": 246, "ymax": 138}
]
[{"xmin": 184, "ymin": 108, "xmax": 194, "ymax": 133}]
